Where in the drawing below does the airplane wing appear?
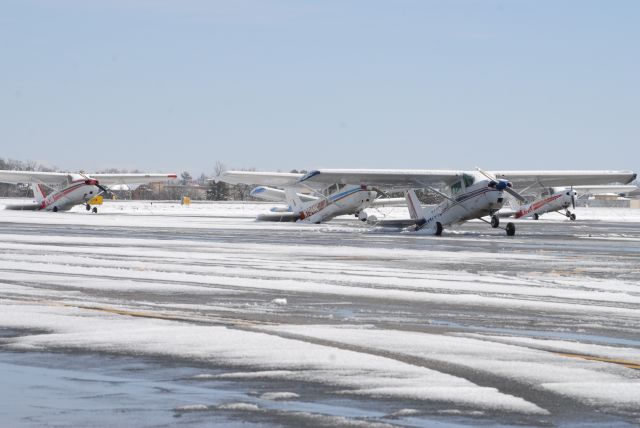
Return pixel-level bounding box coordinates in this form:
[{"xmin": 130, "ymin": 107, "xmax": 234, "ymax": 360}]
[
  {"xmin": 490, "ymin": 171, "xmax": 636, "ymax": 189},
  {"xmin": 0, "ymin": 170, "xmax": 70, "ymax": 185},
  {"xmin": 369, "ymin": 197, "xmax": 407, "ymax": 207},
  {"xmin": 573, "ymin": 185, "xmax": 638, "ymax": 195},
  {"xmin": 90, "ymin": 173, "xmax": 177, "ymax": 186},
  {"xmin": 216, "ymin": 171, "xmax": 304, "ymax": 187},
  {"xmin": 298, "ymin": 169, "xmax": 461, "ymax": 189}
]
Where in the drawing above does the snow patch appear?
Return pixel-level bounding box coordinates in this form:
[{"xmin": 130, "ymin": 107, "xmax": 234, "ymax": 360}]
[
  {"xmin": 259, "ymin": 391, "xmax": 299, "ymax": 401},
  {"xmin": 217, "ymin": 402, "xmax": 261, "ymax": 411}
]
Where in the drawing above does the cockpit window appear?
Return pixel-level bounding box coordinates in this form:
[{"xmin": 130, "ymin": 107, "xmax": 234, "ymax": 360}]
[
  {"xmin": 324, "ymin": 183, "xmax": 346, "ymax": 196},
  {"xmin": 450, "ymin": 180, "xmax": 462, "ymax": 195},
  {"xmin": 463, "ymin": 174, "xmax": 475, "ymax": 187}
]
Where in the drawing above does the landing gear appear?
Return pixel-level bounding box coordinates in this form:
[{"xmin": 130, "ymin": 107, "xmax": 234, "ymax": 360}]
[
  {"xmin": 357, "ymin": 211, "xmax": 368, "ymax": 222},
  {"xmin": 86, "ymin": 204, "xmax": 91, "ymax": 211},
  {"xmin": 481, "ymin": 216, "xmax": 515, "ymax": 236},
  {"xmin": 52, "ymin": 206, "xmax": 58, "ymax": 212},
  {"xmin": 565, "ymin": 210, "xmax": 576, "ymax": 221},
  {"xmin": 92, "ymin": 207, "xmax": 98, "ymax": 214},
  {"xmin": 435, "ymin": 222, "xmax": 443, "ymax": 236},
  {"xmin": 533, "ymin": 213, "xmax": 539, "ymax": 220}
]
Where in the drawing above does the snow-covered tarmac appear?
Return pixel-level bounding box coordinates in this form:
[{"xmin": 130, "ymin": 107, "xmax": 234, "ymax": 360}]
[{"xmin": 0, "ymin": 200, "xmax": 639, "ymax": 427}]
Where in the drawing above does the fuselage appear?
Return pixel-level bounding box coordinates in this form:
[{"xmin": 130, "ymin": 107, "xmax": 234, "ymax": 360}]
[
  {"xmin": 298, "ymin": 186, "xmax": 376, "ymax": 223},
  {"xmin": 420, "ymin": 179, "xmax": 505, "ymax": 229},
  {"xmin": 514, "ymin": 189, "xmax": 576, "ymax": 219},
  {"xmin": 37, "ymin": 180, "xmax": 101, "ymax": 211}
]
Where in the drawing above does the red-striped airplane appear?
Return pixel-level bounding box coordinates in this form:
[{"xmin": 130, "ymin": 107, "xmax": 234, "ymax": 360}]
[{"xmin": 0, "ymin": 170, "xmax": 177, "ymax": 213}]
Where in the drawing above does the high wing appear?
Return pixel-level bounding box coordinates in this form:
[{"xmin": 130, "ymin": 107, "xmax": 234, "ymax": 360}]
[
  {"xmin": 0, "ymin": 170, "xmax": 71, "ymax": 185},
  {"xmin": 369, "ymin": 197, "xmax": 407, "ymax": 207},
  {"xmin": 90, "ymin": 173, "xmax": 177, "ymax": 186},
  {"xmin": 572, "ymin": 185, "xmax": 638, "ymax": 195},
  {"xmin": 299, "ymin": 169, "xmax": 636, "ymax": 190},
  {"xmin": 298, "ymin": 169, "xmax": 462, "ymax": 189},
  {"xmin": 216, "ymin": 171, "xmax": 304, "ymax": 187},
  {"xmin": 490, "ymin": 171, "xmax": 636, "ymax": 189},
  {"xmin": 0, "ymin": 170, "xmax": 177, "ymax": 187}
]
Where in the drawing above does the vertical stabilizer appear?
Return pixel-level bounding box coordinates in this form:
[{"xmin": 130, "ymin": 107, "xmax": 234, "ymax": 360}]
[
  {"xmin": 405, "ymin": 190, "xmax": 426, "ymax": 220},
  {"xmin": 284, "ymin": 187, "xmax": 304, "ymax": 213},
  {"xmin": 31, "ymin": 183, "xmax": 47, "ymax": 203}
]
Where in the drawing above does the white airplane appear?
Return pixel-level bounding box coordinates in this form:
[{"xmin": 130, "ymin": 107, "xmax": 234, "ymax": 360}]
[
  {"xmin": 220, "ymin": 169, "xmax": 636, "ymax": 235},
  {"xmin": 249, "ymin": 185, "xmax": 405, "ymax": 222},
  {"xmin": 218, "ymin": 172, "xmax": 403, "ymax": 223},
  {"xmin": 0, "ymin": 170, "xmax": 177, "ymax": 213},
  {"xmin": 499, "ymin": 185, "xmax": 638, "ymax": 221}
]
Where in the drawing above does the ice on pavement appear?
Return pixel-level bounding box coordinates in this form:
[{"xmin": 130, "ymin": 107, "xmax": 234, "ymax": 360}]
[
  {"xmin": 1, "ymin": 200, "xmax": 639, "ymax": 425},
  {"xmin": 260, "ymin": 324, "xmax": 640, "ymax": 409},
  {"xmin": 0, "ymin": 303, "xmax": 547, "ymax": 414}
]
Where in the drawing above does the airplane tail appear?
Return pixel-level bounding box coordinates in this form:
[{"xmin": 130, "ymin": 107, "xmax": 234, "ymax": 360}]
[
  {"xmin": 405, "ymin": 190, "xmax": 426, "ymax": 220},
  {"xmin": 284, "ymin": 187, "xmax": 304, "ymax": 213},
  {"xmin": 31, "ymin": 183, "xmax": 47, "ymax": 204}
]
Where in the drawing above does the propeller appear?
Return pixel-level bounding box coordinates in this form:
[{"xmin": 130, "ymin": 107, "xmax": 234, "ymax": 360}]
[
  {"xmin": 79, "ymin": 173, "xmax": 110, "ymax": 195},
  {"xmin": 571, "ymin": 186, "xmax": 576, "ymax": 210},
  {"xmin": 476, "ymin": 168, "xmax": 526, "ymax": 203}
]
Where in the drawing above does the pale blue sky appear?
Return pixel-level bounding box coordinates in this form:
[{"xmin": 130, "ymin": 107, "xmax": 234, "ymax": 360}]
[{"xmin": 1, "ymin": 0, "xmax": 638, "ymax": 175}]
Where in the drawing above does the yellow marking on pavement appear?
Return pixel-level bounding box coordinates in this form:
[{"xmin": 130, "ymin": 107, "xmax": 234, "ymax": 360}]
[
  {"xmin": 70, "ymin": 304, "xmax": 276, "ymax": 327},
  {"xmin": 557, "ymin": 352, "xmax": 640, "ymax": 370}
]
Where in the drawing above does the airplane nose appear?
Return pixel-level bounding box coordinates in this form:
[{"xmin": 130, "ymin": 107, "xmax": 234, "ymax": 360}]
[{"xmin": 495, "ymin": 180, "xmax": 510, "ymax": 190}]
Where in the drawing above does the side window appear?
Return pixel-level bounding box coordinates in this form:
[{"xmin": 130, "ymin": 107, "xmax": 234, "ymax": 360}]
[
  {"xmin": 450, "ymin": 180, "xmax": 462, "ymax": 195},
  {"xmin": 325, "ymin": 184, "xmax": 338, "ymax": 195},
  {"xmin": 463, "ymin": 174, "xmax": 475, "ymax": 187}
]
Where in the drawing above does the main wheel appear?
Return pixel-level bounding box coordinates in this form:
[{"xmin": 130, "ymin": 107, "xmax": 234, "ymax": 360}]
[
  {"xmin": 52, "ymin": 206, "xmax": 58, "ymax": 212},
  {"xmin": 435, "ymin": 222, "xmax": 443, "ymax": 236},
  {"xmin": 506, "ymin": 222, "xmax": 516, "ymax": 236},
  {"xmin": 570, "ymin": 213, "xmax": 576, "ymax": 221},
  {"xmin": 358, "ymin": 211, "xmax": 368, "ymax": 222},
  {"xmin": 86, "ymin": 204, "xmax": 91, "ymax": 211},
  {"xmin": 491, "ymin": 215, "xmax": 500, "ymax": 228},
  {"xmin": 92, "ymin": 207, "xmax": 98, "ymax": 214},
  {"xmin": 533, "ymin": 213, "xmax": 539, "ymax": 220}
]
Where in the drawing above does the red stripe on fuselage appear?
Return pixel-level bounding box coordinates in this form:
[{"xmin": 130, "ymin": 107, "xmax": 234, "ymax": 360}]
[
  {"xmin": 40, "ymin": 183, "xmax": 89, "ymax": 210},
  {"xmin": 515, "ymin": 193, "xmax": 562, "ymax": 218}
]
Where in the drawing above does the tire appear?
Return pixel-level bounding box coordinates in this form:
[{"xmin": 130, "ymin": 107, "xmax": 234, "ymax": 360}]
[
  {"xmin": 435, "ymin": 222, "xmax": 443, "ymax": 236},
  {"xmin": 86, "ymin": 204, "xmax": 91, "ymax": 211},
  {"xmin": 506, "ymin": 222, "xmax": 516, "ymax": 236},
  {"xmin": 52, "ymin": 206, "xmax": 58, "ymax": 212},
  {"xmin": 533, "ymin": 213, "xmax": 539, "ymax": 220},
  {"xmin": 92, "ymin": 207, "xmax": 98, "ymax": 214},
  {"xmin": 491, "ymin": 215, "xmax": 500, "ymax": 228},
  {"xmin": 570, "ymin": 213, "xmax": 576, "ymax": 221}
]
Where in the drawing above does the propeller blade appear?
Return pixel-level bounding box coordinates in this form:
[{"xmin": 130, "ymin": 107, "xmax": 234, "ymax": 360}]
[
  {"xmin": 504, "ymin": 186, "xmax": 526, "ymax": 203},
  {"xmin": 571, "ymin": 186, "xmax": 576, "ymax": 209}
]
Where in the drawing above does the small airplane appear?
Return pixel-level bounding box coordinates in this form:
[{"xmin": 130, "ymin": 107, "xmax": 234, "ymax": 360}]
[
  {"xmin": 0, "ymin": 170, "xmax": 177, "ymax": 213},
  {"xmin": 217, "ymin": 171, "xmax": 404, "ymax": 223},
  {"xmin": 499, "ymin": 185, "xmax": 638, "ymax": 221},
  {"xmin": 219, "ymin": 169, "xmax": 636, "ymax": 236}
]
